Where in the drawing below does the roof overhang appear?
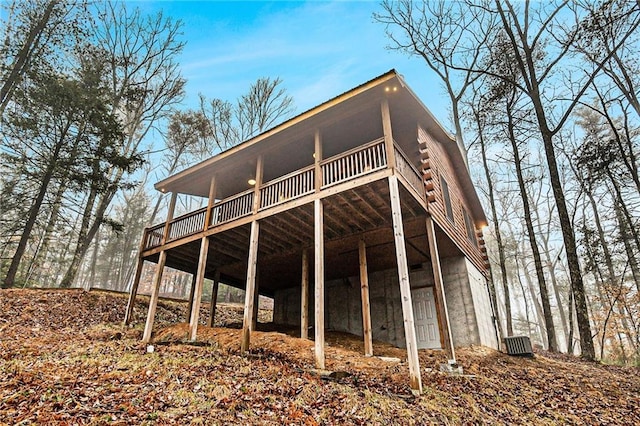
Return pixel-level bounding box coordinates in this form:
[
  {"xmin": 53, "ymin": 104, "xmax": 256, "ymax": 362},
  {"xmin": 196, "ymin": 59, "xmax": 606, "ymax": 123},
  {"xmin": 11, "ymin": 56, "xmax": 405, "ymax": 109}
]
[{"xmin": 155, "ymin": 69, "xmax": 487, "ymax": 225}]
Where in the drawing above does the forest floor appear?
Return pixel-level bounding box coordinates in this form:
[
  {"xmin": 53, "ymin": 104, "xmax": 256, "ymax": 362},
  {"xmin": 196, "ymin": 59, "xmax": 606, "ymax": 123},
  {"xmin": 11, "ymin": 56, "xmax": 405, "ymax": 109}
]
[{"xmin": 1, "ymin": 288, "xmax": 639, "ymax": 425}]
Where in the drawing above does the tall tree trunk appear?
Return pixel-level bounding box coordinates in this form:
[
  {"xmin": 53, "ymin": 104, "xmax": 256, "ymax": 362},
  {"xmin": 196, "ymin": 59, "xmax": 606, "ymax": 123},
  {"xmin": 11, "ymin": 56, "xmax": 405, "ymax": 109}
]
[
  {"xmin": 520, "ymin": 255, "xmax": 548, "ymax": 348},
  {"xmin": 0, "ymin": 0, "xmax": 59, "ymax": 117},
  {"xmin": 531, "ymin": 96, "xmax": 595, "ymax": 359},
  {"xmin": 614, "ymin": 201, "xmax": 640, "ymax": 293},
  {"xmin": 476, "ymin": 107, "xmax": 513, "ymax": 336},
  {"xmin": 3, "ymin": 134, "xmax": 66, "ymax": 288},
  {"xmin": 506, "ymin": 102, "xmax": 557, "ymax": 351},
  {"xmin": 59, "ymin": 189, "xmax": 114, "ymax": 287}
]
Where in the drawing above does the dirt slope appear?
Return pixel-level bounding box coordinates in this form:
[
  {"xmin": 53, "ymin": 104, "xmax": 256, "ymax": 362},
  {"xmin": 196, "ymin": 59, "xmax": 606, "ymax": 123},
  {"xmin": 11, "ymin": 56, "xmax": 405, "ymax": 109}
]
[{"xmin": 1, "ymin": 288, "xmax": 638, "ymax": 425}]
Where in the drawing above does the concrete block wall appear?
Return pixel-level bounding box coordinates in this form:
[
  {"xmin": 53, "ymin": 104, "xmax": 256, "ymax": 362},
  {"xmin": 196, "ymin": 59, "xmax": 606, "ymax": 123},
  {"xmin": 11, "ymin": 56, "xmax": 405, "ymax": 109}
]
[
  {"xmin": 273, "ymin": 256, "xmax": 497, "ymax": 350},
  {"xmin": 442, "ymin": 256, "xmax": 480, "ymax": 347},
  {"xmin": 466, "ymin": 258, "xmax": 499, "ymax": 348}
]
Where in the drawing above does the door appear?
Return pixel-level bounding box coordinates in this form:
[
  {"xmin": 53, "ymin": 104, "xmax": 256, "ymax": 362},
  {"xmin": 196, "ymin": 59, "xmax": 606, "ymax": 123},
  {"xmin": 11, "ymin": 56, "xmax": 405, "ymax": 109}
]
[{"xmin": 412, "ymin": 287, "xmax": 441, "ymax": 349}]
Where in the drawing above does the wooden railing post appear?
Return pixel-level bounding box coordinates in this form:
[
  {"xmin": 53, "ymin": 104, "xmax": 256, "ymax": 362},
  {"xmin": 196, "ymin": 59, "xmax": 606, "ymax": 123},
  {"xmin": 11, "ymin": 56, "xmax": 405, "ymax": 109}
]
[
  {"xmin": 252, "ymin": 156, "xmax": 264, "ymax": 214},
  {"xmin": 314, "ymin": 130, "xmax": 322, "ymax": 192},
  {"xmin": 163, "ymin": 192, "xmax": 178, "ymax": 243},
  {"xmin": 204, "ymin": 175, "xmax": 217, "ymax": 230},
  {"xmin": 381, "ymin": 99, "xmax": 396, "ymax": 170}
]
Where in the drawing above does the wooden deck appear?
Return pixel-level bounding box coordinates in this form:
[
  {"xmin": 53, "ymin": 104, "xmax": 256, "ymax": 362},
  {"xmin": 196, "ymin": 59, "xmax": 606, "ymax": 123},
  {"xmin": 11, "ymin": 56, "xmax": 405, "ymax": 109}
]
[{"xmin": 141, "ymin": 139, "xmax": 426, "ymax": 258}]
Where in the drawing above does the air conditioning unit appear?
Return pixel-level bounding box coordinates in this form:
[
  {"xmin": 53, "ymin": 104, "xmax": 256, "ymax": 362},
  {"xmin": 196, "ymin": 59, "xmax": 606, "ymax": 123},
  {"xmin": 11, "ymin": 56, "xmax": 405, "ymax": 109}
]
[{"xmin": 504, "ymin": 336, "xmax": 534, "ymax": 357}]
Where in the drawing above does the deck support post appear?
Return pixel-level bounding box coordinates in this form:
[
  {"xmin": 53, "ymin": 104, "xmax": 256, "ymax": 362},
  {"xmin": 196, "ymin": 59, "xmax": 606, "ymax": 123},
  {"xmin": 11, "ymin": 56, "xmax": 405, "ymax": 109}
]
[
  {"xmin": 186, "ymin": 272, "xmax": 197, "ymax": 322},
  {"xmin": 142, "ymin": 251, "xmax": 166, "ymax": 343},
  {"xmin": 188, "ymin": 236, "xmax": 210, "ymax": 341},
  {"xmin": 124, "ymin": 231, "xmax": 146, "ymax": 325},
  {"xmin": 208, "ymin": 270, "xmax": 220, "ymax": 327},
  {"xmin": 241, "ymin": 220, "xmax": 260, "ymax": 352},
  {"xmin": 388, "ymin": 175, "xmax": 422, "ymax": 393},
  {"xmin": 301, "ymin": 249, "xmax": 309, "ymax": 339},
  {"xmin": 426, "ymin": 215, "xmax": 456, "ymax": 362},
  {"xmin": 252, "ymin": 268, "xmax": 260, "ymax": 331},
  {"xmin": 314, "ymin": 198, "xmax": 325, "ymax": 369},
  {"xmin": 359, "ymin": 239, "xmax": 373, "ymax": 356},
  {"xmin": 141, "ymin": 191, "xmax": 177, "ymax": 343}
]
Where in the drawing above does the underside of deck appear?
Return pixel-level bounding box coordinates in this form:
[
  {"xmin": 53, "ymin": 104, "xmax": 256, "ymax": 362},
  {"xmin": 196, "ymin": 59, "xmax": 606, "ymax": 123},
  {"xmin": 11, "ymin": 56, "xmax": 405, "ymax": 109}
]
[{"xmin": 141, "ymin": 177, "xmax": 461, "ymax": 297}]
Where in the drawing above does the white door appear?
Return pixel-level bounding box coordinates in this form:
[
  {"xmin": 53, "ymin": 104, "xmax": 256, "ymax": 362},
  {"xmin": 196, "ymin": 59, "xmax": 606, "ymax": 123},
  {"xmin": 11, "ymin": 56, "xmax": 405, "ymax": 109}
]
[{"xmin": 412, "ymin": 287, "xmax": 441, "ymax": 349}]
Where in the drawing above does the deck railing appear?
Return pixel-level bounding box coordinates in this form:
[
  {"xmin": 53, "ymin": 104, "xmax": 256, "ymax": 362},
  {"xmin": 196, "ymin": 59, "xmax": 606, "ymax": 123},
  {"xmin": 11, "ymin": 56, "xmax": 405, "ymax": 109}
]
[
  {"xmin": 144, "ymin": 224, "xmax": 165, "ymax": 249},
  {"xmin": 211, "ymin": 189, "xmax": 254, "ymax": 226},
  {"xmin": 260, "ymin": 165, "xmax": 315, "ymax": 210},
  {"xmin": 321, "ymin": 138, "xmax": 387, "ymax": 188},
  {"xmin": 167, "ymin": 207, "xmax": 207, "ymax": 241},
  {"xmin": 142, "ymin": 138, "xmax": 426, "ymax": 251},
  {"xmin": 394, "ymin": 144, "xmax": 425, "ymax": 199}
]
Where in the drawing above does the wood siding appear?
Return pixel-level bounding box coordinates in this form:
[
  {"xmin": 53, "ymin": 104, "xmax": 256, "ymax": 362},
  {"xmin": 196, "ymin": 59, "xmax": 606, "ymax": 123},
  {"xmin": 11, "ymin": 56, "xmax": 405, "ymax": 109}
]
[{"xmin": 418, "ymin": 126, "xmax": 487, "ymax": 276}]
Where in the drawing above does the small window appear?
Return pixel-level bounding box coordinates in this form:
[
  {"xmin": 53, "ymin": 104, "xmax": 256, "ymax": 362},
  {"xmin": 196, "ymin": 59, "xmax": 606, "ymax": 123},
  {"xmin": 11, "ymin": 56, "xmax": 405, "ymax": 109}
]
[
  {"xmin": 463, "ymin": 208, "xmax": 477, "ymax": 246},
  {"xmin": 441, "ymin": 177, "xmax": 454, "ymax": 223}
]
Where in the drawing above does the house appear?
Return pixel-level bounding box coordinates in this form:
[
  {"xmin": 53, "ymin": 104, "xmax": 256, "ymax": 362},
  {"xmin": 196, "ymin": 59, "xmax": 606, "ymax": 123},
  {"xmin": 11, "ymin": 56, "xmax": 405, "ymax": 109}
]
[{"xmin": 124, "ymin": 70, "xmax": 500, "ymax": 392}]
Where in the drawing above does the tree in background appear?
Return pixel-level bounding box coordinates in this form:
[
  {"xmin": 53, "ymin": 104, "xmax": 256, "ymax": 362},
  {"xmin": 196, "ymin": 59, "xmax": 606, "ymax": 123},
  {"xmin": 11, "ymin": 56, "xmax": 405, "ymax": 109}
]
[
  {"xmin": 377, "ymin": 0, "xmax": 640, "ymax": 361},
  {"xmin": 199, "ymin": 77, "xmax": 294, "ymax": 152},
  {"xmin": 59, "ymin": 2, "xmax": 185, "ymax": 287}
]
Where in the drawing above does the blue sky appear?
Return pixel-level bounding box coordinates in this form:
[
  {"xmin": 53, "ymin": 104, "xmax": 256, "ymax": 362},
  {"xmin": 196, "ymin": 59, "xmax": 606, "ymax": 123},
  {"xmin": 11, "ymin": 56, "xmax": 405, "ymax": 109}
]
[{"xmin": 135, "ymin": 0, "xmax": 451, "ymax": 130}]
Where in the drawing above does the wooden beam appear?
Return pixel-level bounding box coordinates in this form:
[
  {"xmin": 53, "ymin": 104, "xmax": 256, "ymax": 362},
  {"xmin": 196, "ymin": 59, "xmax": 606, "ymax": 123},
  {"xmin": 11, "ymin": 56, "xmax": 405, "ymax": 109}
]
[
  {"xmin": 359, "ymin": 239, "xmax": 373, "ymax": 356},
  {"xmin": 388, "ymin": 175, "xmax": 422, "ymax": 393},
  {"xmin": 328, "ymin": 195, "xmax": 365, "ymax": 232},
  {"xmin": 208, "ymin": 270, "xmax": 220, "ymax": 327},
  {"xmin": 186, "ymin": 272, "xmax": 197, "ymax": 323},
  {"xmin": 257, "ymin": 225, "xmax": 293, "ymax": 253},
  {"xmin": 336, "ymin": 193, "xmax": 377, "ymax": 228},
  {"xmin": 353, "ymin": 190, "xmax": 388, "ymax": 224},
  {"xmin": 299, "ymin": 204, "xmax": 344, "ymax": 238},
  {"xmin": 142, "ymin": 250, "xmax": 167, "ymax": 343},
  {"xmin": 268, "ymin": 215, "xmax": 309, "ymax": 246},
  {"xmin": 241, "ymin": 220, "xmax": 260, "ymax": 352},
  {"xmin": 314, "ymin": 198, "xmax": 325, "ymax": 369},
  {"xmin": 381, "ymin": 99, "xmax": 396, "ymax": 169},
  {"xmin": 426, "ymin": 215, "xmax": 456, "ymax": 362},
  {"xmin": 189, "ymin": 236, "xmax": 210, "ymax": 341},
  {"xmin": 301, "ymin": 248, "xmax": 309, "ymax": 339},
  {"xmin": 278, "ymin": 209, "xmax": 314, "ymax": 237}
]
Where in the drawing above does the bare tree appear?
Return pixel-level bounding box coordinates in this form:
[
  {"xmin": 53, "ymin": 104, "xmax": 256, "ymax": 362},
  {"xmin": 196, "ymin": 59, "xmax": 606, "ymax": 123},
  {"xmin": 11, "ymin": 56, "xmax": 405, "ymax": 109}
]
[
  {"xmin": 200, "ymin": 77, "xmax": 294, "ymax": 152},
  {"xmin": 59, "ymin": 1, "xmax": 185, "ymax": 287},
  {"xmin": 374, "ymin": 0, "xmax": 497, "ymax": 166},
  {"xmin": 0, "ymin": 0, "xmax": 83, "ymax": 117}
]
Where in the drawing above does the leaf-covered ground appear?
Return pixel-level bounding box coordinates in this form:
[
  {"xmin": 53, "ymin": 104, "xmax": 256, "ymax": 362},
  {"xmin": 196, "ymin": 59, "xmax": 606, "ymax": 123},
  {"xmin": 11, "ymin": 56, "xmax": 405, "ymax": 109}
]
[{"xmin": 1, "ymin": 289, "xmax": 638, "ymax": 425}]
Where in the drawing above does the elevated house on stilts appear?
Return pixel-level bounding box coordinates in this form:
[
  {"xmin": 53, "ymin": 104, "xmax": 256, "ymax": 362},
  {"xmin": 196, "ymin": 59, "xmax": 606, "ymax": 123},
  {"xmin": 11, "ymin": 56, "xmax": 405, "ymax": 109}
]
[{"xmin": 124, "ymin": 70, "xmax": 499, "ymax": 393}]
